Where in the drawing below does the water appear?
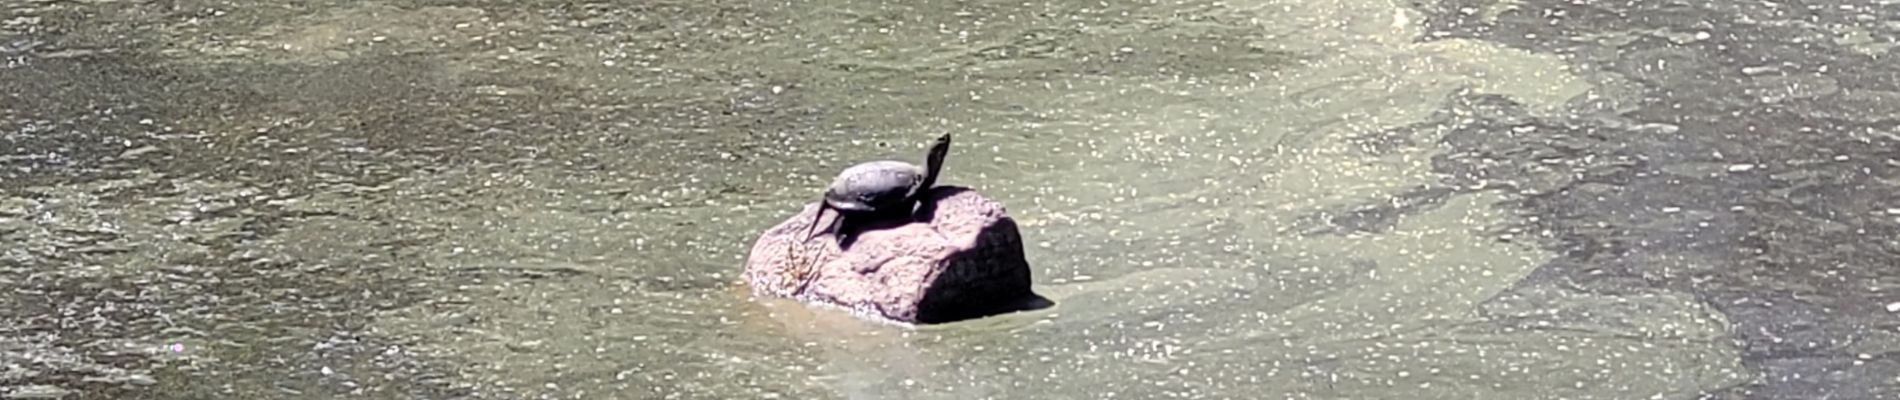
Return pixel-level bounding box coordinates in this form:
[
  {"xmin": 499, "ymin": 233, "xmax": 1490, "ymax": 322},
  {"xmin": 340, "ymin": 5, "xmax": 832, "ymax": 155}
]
[{"xmin": 4, "ymin": 0, "xmax": 1897, "ymax": 399}]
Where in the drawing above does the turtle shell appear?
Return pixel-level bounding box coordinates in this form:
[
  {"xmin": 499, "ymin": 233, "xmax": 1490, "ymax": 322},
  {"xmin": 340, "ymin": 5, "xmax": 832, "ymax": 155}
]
[{"xmin": 822, "ymin": 160, "xmax": 925, "ymax": 212}]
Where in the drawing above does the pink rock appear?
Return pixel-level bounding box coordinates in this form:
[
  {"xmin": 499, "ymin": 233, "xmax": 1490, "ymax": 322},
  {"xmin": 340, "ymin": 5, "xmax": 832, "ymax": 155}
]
[{"xmin": 743, "ymin": 187, "xmax": 1049, "ymax": 324}]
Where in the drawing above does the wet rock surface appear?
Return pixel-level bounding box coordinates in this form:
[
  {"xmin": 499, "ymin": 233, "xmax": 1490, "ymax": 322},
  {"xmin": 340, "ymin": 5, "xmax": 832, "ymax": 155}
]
[{"xmin": 744, "ymin": 187, "xmax": 1048, "ymax": 324}]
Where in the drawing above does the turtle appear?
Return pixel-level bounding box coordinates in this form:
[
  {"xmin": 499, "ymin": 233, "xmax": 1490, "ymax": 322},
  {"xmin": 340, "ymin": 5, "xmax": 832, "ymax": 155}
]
[{"xmin": 804, "ymin": 133, "xmax": 953, "ymax": 244}]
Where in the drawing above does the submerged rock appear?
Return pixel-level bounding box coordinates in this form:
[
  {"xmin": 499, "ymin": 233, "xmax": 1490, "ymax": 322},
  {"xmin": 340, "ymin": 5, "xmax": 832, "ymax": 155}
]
[{"xmin": 743, "ymin": 187, "xmax": 1049, "ymax": 324}]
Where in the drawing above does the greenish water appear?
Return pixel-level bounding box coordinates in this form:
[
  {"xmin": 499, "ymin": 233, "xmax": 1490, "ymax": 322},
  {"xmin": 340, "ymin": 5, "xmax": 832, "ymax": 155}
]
[{"xmin": 8, "ymin": 0, "xmax": 1897, "ymax": 398}]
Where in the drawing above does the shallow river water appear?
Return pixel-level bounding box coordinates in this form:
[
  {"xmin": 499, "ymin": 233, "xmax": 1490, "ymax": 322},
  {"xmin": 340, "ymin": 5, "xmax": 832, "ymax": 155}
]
[{"xmin": 4, "ymin": 0, "xmax": 1898, "ymax": 399}]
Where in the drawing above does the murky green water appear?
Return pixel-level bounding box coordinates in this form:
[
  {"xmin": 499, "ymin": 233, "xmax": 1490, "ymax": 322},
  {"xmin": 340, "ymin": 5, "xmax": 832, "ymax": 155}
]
[{"xmin": 7, "ymin": 0, "xmax": 1899, "ymax": 398}]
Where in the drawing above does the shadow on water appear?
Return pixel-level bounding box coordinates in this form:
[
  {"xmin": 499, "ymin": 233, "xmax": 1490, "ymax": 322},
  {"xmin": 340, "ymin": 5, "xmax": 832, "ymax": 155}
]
[{"xmin": 3, "ymin": 0, "xmax": 1896, "ymax": 399}]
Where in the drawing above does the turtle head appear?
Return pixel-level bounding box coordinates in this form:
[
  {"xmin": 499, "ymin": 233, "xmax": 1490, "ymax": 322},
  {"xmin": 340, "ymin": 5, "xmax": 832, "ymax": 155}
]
[{"xmin": 914, "ymin": 133, "xmax": 952, "ymax": 198}]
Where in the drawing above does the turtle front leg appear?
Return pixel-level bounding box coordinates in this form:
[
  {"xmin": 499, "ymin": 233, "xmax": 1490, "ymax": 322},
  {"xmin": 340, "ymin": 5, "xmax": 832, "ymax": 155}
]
[{"xmin": 832, "ymin": 215, "xmax": 859, "ymax": 248}]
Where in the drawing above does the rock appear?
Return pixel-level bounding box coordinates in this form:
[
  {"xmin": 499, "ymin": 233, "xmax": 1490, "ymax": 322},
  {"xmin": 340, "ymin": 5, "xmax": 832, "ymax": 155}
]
[{"xmin": 743, "ymin": 187, "xmax": 1050, "ymax": 324}]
